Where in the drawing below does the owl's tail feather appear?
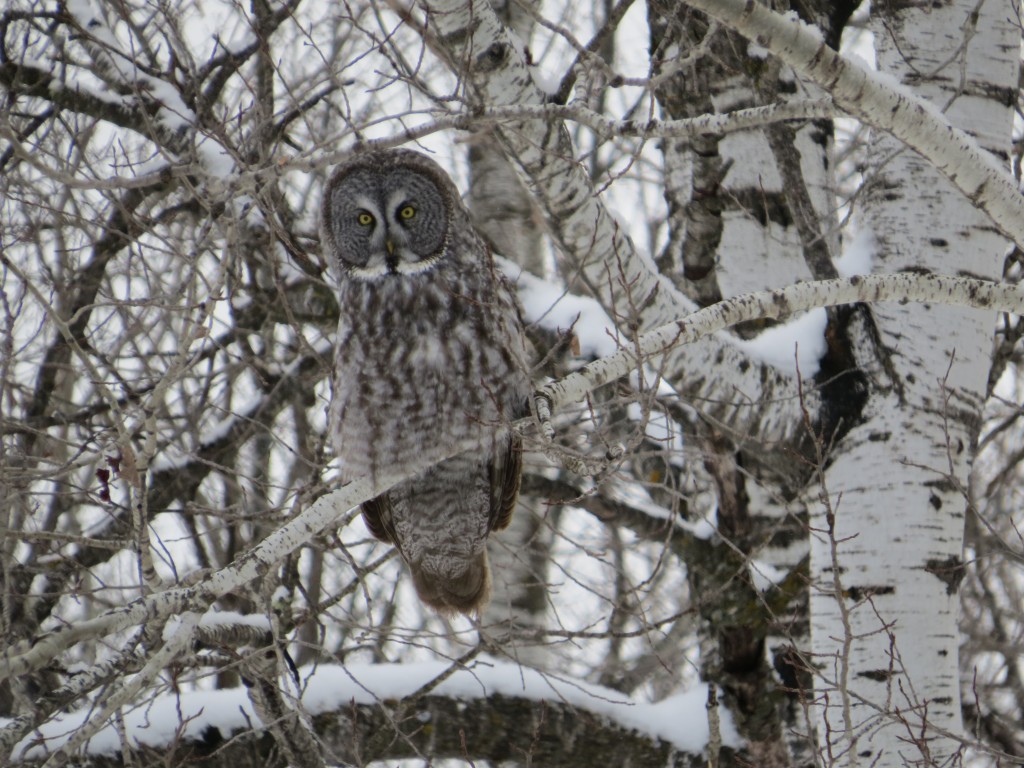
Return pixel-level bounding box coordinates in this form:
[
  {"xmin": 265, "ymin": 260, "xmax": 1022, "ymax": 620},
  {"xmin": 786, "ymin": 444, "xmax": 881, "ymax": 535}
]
[{"xmin": 410, "ymin": 550, "xmax": 492, "ymax": 617}]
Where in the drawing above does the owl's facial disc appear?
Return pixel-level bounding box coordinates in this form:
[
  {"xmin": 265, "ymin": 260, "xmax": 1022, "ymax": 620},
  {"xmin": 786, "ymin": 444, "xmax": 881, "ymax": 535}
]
[
  {"xmin": 327, "ymin": 164, "xmax": 450, "ymax": 281},
  {"xmin": 346, "ymin": 206, "xmax": 440, "ymax": 280}
]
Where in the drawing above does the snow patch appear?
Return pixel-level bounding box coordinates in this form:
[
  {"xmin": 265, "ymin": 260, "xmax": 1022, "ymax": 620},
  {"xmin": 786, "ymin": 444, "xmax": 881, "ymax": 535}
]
[
  {"xmin": 11, "ymin": 686, "xmax": 256, "ymax": 759},
  {"xmin": 721, "ymin": 228, "xmax": 871, "ymax": 391},
  {"xmin": 502, "ymin": 261, "xmax": 689, "ymax": 457},
  {"xmin": 162, "ymin": 608, "xmax": 272, "ymax": 642},
  {"xmin": 501, "ymin": 259, "xmax": 620, "ymax": 359},
  {"xmin": 65, "ymin": 0, "xmax": 196, "ymax": 134},
  {"xmin": 528, "ymin": 64, "xmax": 562, "ymax": 96},
  {"xmin": 749, "ymin": 559, "xmax": 788, "ymax": 592},
  {"xmin": 729, "ymin": 308, "xmax": 827, "ymax": 378},
  {"xmin": 687, "ymin": 507, "xmax": 719, "ymax": 540},
  {"xmin": 196, "ymin": 137, "xmax": 237, "ymax": 177},
  {"xmin": 780, "ymin": 10, "xmax": 824, "ymax": 46},
  {"xmin": 604, "ymin": 479, "xmax": 673, "ymax": 522},
  {"xmin": 747, "ymin": 42, "xmax": 770, "ymax": 60},
  {"xmin": 835, "ymin": 227, "xmax": 875, "ymax": 277}
]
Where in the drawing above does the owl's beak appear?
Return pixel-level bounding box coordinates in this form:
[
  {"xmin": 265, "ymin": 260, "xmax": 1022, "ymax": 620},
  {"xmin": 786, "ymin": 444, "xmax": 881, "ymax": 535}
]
[{"xmin": 384, "ymin": 238, "xmax": 399, "ymax": 273}]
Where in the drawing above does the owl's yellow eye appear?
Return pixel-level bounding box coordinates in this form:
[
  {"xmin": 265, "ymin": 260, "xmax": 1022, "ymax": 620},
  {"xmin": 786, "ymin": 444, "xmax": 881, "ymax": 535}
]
[
  {"xmin": 399, "ymin": 205, "xmax": 416, "ymax": 220},
  {"xmin": 357, "ymin": 212, "xmax": 374, "ymax": 226}
]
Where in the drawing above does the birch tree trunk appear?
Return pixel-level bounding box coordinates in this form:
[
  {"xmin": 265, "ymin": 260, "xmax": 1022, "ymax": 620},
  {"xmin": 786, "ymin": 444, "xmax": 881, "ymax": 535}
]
[
  {"xmin": 808, "ymin": 2, "xmax": 1018, "ymax": 764},
  {"xmin": 645, "ymin": 5, "xmax": 856, "ymax": 763}
]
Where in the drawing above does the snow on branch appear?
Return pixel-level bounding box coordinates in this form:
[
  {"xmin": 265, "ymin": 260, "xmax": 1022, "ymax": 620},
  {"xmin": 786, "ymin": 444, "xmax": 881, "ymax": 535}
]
[
  {"xmin": 36, "ymin": 612, "xmax": 204, "ymax": 764},
  {"xmin": 8, "ymin": 657, "xmax": 740, "ymax": 765},
  {"xmin": 63, "ymin": 0, "xmax": 197, "ymax": 136},
  {"xmin": 540, "ymin": 272, "xmax": 1024, "ymax": 412},
  {"xmin": 0, "ymin": 614, "xmax": 278, "ymax": 759},
  {"xmin": 682, "ymin": 0, "xmax": 1024, "ymax": 251}
]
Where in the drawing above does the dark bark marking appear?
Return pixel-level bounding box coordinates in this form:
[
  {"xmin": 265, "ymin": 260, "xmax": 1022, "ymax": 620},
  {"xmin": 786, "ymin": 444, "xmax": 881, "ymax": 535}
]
[
  {"xmin": 845, "ymin": 585, "xmax": 895, "ymax": 602},
  {"xmin": 924, "ymin": 555, "xmax": 964, "ymax": 596},
  {"xmin": 858, "ymin": 669, "xmax": 895, "ymax": 682}
]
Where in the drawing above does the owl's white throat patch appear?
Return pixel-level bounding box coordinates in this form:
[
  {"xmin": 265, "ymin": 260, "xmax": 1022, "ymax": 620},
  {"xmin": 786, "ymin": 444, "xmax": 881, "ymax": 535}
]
[
  {"xmin": 348, "ymin": 253, "xmax": 442, "ymax": 280},
  {"xmin": 394, "ymin": 253, "xmax": 442, "ymax": 276},
  {"xmin": 347, "ymin": 261, "xmax": 390, "ymax": 280}
]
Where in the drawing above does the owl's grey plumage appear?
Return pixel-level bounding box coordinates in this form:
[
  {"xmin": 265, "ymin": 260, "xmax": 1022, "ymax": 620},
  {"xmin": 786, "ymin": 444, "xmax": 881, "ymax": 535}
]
[{"xmin": 321, "ymin": 148, "xmax": 532, "ymax": 616}]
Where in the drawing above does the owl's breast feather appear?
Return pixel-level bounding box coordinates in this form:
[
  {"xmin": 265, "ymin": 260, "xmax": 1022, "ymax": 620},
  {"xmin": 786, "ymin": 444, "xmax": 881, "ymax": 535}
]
[{"xmin": 403, "ymin": 333, "xmax": 447, "ymax": 368}]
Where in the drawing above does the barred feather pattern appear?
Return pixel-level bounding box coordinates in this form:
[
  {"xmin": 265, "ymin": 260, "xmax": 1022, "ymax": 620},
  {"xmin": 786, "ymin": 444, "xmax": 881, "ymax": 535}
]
[{"xmin": 324, "ymin": 149, "xmax": 532, "ymax": 615}]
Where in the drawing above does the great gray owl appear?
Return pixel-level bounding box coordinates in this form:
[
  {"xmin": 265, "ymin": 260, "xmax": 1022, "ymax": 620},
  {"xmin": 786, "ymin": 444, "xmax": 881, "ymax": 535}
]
[{"xmin": 321, "ymin": 148, "xmax": 532, "ymax": 616}]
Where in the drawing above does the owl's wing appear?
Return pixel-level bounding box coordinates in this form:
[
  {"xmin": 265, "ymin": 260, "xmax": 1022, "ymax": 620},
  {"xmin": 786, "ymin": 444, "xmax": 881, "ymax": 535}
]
[
  {"xmin": 361, "ymin": 496, "xmax": 396, "ymax": 543},
  {"xmin": 488, "ymin": 431, "xmax": 522, "ymax": 533}
]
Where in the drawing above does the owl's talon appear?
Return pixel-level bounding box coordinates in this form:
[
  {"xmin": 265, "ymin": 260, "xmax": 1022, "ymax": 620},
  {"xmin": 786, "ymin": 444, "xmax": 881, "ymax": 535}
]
[
  {"xmin": 531, "ymin": 393, "xmax": 627, "ymax": 478},
  {"xmin": 532, "ymin": 391, "xmax": 556, "ymax": 442}
]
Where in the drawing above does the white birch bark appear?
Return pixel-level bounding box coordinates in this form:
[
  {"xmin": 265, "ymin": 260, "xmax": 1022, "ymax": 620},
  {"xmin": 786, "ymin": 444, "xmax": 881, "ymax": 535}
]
[
  {"xmin": 539, "ymin": 273, "xmax": 1024, "ymax": 414},
  {"xmin": 804, "ymin": 3, "xmax": 1018, "ymax": 764}
]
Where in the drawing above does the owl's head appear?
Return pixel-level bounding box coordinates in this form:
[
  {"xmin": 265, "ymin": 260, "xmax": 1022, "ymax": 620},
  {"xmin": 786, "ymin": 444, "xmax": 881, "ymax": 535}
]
[{"xmin": 320, "ymin": 149, "xmax": 458, "ymax": 280}]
